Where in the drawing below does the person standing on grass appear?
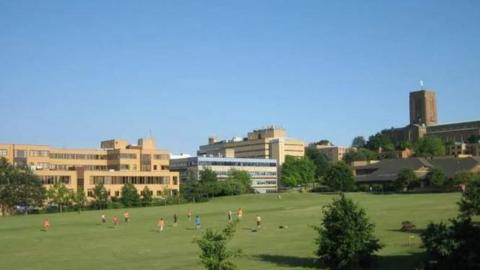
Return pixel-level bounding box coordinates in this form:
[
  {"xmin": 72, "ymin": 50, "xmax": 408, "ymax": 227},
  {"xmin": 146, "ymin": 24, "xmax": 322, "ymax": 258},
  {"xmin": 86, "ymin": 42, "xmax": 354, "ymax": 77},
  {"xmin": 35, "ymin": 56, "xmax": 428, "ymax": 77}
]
[
  {"xmin": 158, "ymin": 218, "xmax": 165, "ymax": 232},
  {"xmin": 256, "ymin": 215, "xmax": 262, "ymax": 229},
  {"xmin": 42, "ymin": 218, "xmax": 50, "ymax": 231},
  {"xmin": 187, "ymin": 209, "xmax": 192, "ymax": 221},
  {"xmin": 101, "ymin": 213, "xmax": 107, "ymax": 224},
  {"xmin": 173, "ymin": 213, "xmax": 178, "ymax": 227},
  {"xmin": 195, "ymin": 215, "xmax": 201, "ymax": 230},
  {"xmin": 227, "ymin": 210, "xmax": 233, "ymax": 223},
  {"xmin": 123, "ymin": 211, "xmax": 129, "ymax": 223},
  {"xmin": 237, "ymin": 208, "xmax": 243, "ymax": 220},
  {"xmin": 112, "ymin": 216, "xmax": 119, "ymax": 227}
]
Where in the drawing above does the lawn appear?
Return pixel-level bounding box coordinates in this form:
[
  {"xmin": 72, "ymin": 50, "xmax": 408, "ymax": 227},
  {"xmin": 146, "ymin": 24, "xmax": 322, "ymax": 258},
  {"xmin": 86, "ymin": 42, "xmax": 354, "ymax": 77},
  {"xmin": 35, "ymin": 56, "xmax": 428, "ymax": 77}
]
[{"xmin": 0, "ymin": 192, "xmax": 461, "ymax": 270}]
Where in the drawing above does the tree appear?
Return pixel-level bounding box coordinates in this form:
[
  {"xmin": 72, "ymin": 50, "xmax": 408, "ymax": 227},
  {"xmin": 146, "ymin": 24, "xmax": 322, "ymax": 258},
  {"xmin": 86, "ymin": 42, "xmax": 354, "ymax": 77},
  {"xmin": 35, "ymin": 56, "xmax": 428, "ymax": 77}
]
[
  {"xmin": 428, "ymin": 168, "xmax": 447, "ymax": 188},
  {"xmin": 343, "ymin": 148, "xmax": 378, "ymax": 164},
  {"xmin": 458, "ymin": 178, "xmax": 480, "ymax": 218},
  {"xmin": 281, "ymin": 156, "xmax": 315, "ymax": 188},
  {"xmin": 314, "ymin": 194, "xmax": 382, "ymax": 269},
  {"xmin": 305, "ymin": 148, "xmax": 330, "ymax": 181},
  {"xmin": 92, "ymin": 183, "xmax": 109, "ymax": 209},
  {"xmin": 0, "ymin": 160, "xmax": 46, "ymax": 215},
  {"xmin": 120, "ymin": 183, "xmax": 140, "ymax": 207},
  {"xmin": 414, "ymin": 136, "xmax": 445, "ymax": 158},
  {"xmin": 195, "ymin": 221, "xmax": 241, "ymax": 270},
  {"xmin": 394, "ymin": 169, "xmax": 418, "ymax": 192},
  {"xmin": 421, "ymin": 217, "xmax": 480, "ymax": 269},
  {"xmin": 200, "ymin": 168, "xmax": 218, "ymax": 183},
  {"xmin": 226, "ymin": 169, "xmax": 252, "ymax": 194},
  {"xmin": 366, "ymin": 133, "xmax": 395, "ymax": 152},
  {"xmin": 141, "ymin": 186, "xmax": 153, "ymax": 206},
  {"xmin": 47, "ymin": 183, "xmax": 73, "ymax": 212},
  {"xmin": 466, "ymin": 135, "xmax": 480, "ymax": 144},
  {"xmin": 324, "ymin": 162, "xmax": 355, "ymax": 191},
  {"xmin": 453, "ymin": 171, "xmax": 478, "ymax": 185},
  {"xmin": 351, "ymin": 136, "xmax": 366, "ymax": 148},
  {"xmin": 72, "ymin": 190, "xmax": 87, "ymax": 213}
]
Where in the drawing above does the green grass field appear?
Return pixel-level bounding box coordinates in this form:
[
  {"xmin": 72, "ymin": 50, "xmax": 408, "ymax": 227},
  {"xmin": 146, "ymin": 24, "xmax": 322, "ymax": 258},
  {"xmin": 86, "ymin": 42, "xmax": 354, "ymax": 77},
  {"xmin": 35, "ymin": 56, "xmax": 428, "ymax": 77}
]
[{"xmin": 0, "ymin": 192, "xmax": 461, "ymax": 270}]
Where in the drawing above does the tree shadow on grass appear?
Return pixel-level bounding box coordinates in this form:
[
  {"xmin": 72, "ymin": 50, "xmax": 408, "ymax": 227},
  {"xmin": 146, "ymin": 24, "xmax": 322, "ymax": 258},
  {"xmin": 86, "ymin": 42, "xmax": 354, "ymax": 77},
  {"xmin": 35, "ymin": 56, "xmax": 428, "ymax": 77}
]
[
  {"xmin": 374, "ymin": 252, "xmax": 425, "ymax": 270},
  {"xmin": 389, "ymin": 228, "xmax": 426, "ymax": 235},
  {"xmin": 254, "ymin": 254, "xmax": 318, "ymax": 268}
]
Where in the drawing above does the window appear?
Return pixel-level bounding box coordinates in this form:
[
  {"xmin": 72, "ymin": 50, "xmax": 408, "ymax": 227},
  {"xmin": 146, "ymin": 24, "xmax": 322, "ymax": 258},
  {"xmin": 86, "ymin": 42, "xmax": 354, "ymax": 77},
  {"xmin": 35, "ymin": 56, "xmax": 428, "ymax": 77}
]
[
  {"xmin": 115, "ymin": 191, "xmax": 120, "ymax": 197},
  {"xmin": 173, "ymin": 176, "xmax": 178, "ymax": 185},
  {"xmin": 87, "ymin": 190, "xmax": 93, "ymax": 197},
  {"xmin": 0, "ymin": 149, "xmax": 7, "ymax": 157},
  {"xmin": 156, "ymin": 191, "xmax": 162, "ymax": 196},
  {"xmin": 153, "ymin": 165, "xmax": 158, "ymax": 170},
  {"xmin": 15, "ymin": 150, "xmax": 27, "ymax": 158}
]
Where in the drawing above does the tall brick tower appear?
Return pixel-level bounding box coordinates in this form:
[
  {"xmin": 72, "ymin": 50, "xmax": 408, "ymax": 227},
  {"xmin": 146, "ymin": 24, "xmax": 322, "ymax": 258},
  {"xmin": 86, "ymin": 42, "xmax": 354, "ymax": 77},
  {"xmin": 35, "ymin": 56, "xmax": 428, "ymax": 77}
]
[{"xmin": 409, "ymin": 90, "xmax": 438, "ymax": 126}]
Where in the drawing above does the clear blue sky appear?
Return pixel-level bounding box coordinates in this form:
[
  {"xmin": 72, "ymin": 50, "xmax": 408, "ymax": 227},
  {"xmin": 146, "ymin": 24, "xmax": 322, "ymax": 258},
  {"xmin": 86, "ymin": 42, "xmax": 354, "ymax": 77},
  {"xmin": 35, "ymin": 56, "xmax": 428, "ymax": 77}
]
[{"xmin": 1, "ymin": 0, "xmax": 479, "ymax": 154}]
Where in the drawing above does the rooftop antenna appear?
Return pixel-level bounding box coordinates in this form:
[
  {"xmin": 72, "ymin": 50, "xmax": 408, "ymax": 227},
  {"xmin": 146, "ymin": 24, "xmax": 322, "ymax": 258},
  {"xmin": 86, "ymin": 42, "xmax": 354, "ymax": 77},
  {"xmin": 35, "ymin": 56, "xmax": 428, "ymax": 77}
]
[
  {"xmin": 148, "ymin": 129, "xmax": 153, "ymax": 139},
  {"xmin": 419, "ymin": 80, "xmax": 424, "ymax": 90}
]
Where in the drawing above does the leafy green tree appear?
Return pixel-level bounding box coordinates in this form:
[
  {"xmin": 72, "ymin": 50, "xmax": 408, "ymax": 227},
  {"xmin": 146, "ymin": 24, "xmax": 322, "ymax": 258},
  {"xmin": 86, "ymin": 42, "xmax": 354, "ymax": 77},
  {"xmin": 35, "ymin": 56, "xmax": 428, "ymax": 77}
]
[
  {"xmin": 324, "ymin": 162, "xmax": 355, "ymax": 191},
  {"xmin": 47, "ymin": 183, "xmax": 73, "ymax": 212},
  {"xmin": 305, "ymin": 148, "xmax": 331, "ymax": 181},
  {"xmin": 120, "ymin": 183, "xmax": 140, "ymax": 207},
  {"xmin": 414, "ymin": 136, "xmax": 445, "ymax": 158},
  {"xmin": 428, "ymin": 168, "xmax": 447, "ymax": 188},
  {"xmin": 0, "ymin": 160, "xmax": 46, "ymax": 215},
  {"xmin": 458, "ymin": 178, "xmax": 480, "ymax": 218},
  {"xmin": 366, "ymin": 133, "xmax": 395, "ymax": 152},
  {"xmin": 343, "ymin": 148, "xmax": 378, "ymax": 164},
  {"xmin": 314, "ymin": 194, "xmax": 382, "ymax": 269},
  {"xmin": 226, "ymin": 169, "xmax": 252, "ymax": 194},
  {"xmin": 200, "ymin": 168, "xmax": 218, "ymax": 183},
  {"xmin": 141, "ymin": 186, "xmax": 153, "ymax": 206},
  {"xmin": 72, "ymin": 190, "xmax": 87, "ymax": 213},
  {"xmin": 92, "ymin": 183, "xmax": 109, "ymax": 209},
  {"xmin": 351, "ymin": 136, "xmax": 366, "ymax": 148},
  {"xmin": 281, "ymin": 156, "xmax": 315, "ymax": 187},
  {"xmin": 466, "ymin": 135, "xmax": 480, "ymax": 144},
  {"xmin": 195, "ymin": 221, "xmax": 241, "ymax": 270},
  {"xmin": 421, "ymin": 217, "xmax": 480, "ymax": 269},
  {"xmin": 453, "ymin": 171, "xmax": 478, "ymax": 185},
  {"xmin": 394, "ymin": 169, "xmax": 418, "ymax": 192}
]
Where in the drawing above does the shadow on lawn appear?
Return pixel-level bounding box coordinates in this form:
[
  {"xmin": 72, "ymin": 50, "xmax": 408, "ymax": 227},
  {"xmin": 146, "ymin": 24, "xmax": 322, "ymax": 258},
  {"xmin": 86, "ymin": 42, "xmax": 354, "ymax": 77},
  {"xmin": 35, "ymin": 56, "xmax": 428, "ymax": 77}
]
[
  {"xmin": 254, "ymin": 254, "xmax": 317, "ymax": 268},
  {"xmin": 389, "ymin": 228, "xmax": 426, "ymax": 235},
  {"xmin": 375, "ymin": 252, "xmax": 425, "ymax": 270}
]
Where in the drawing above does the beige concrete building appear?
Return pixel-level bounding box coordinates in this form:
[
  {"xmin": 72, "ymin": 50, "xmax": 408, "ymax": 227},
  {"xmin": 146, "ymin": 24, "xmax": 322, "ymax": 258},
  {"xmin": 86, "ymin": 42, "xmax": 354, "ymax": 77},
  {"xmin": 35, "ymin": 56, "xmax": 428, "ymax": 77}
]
[
  {"xmin": 197, "ymin": 127, "xmax": 305, "ymax": 165},
  {"xmin": 447, "ymin": 142, "xmax": 480, "ymax": 157},
  {"xmin": 308, "ymin": 142, "xmax": 354, "ymax": 162},
  {"xmin": 0, "ymin": 138, "xmax": 179, "ymax": 199}
]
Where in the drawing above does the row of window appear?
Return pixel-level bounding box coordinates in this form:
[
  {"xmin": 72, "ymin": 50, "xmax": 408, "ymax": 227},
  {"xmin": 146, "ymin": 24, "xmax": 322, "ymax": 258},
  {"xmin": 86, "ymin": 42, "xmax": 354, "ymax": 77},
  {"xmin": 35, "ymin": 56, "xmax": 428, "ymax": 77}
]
[
  {"xmin": 0, "ymin": 149, "xmax": 7, "ymax": 157},
  {"xmin": 39, "ymin": 175, "xmax": 71, "ymax": 185},
  {"xmin": 254, "ymin": 180, "xmax": 277, "ymax": 186},
  {"xmin": 153, "ymin": 154, "xmax": 170, "ymax": 160},
  {"xmin": 90, "ymin": 176, "xmax": 178, "ymax": 185},
  {"xmin": 50, "ymin": 153, "xmax": 107, "ymax": 160},
  {"xmin": 197, "ymin": 161, "xmax": 277, "ymax": 167},
  {"xmin": 215, "ymin": 171, "xmax": 277, "ymax": 177},
  {"xmin": 87, "ymin": 189, "xmax": 178, "ymax": 198}
]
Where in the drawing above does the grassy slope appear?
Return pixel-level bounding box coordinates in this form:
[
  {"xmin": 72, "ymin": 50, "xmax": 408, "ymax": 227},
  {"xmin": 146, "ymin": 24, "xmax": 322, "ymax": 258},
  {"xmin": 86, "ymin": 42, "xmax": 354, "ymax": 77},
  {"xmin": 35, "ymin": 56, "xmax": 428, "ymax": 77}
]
[{"xmin": 0, "ymin": 192, "xmax": 460, "ymax": 270}]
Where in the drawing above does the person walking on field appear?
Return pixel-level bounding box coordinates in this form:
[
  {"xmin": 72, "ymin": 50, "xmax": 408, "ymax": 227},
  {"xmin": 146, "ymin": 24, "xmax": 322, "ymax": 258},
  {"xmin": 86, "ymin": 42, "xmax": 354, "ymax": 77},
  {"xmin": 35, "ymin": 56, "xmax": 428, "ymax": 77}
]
[
  {"xmin": 227, "ymin": 210, "xmax": 233, "ymax": 223},
  {"xmin": 123, "ymin": 211, "xmax": 129, "ymax": 223},
  {"xmin": 42, "ymin": 218, "xmax": 50, "ymax": 231},
  {"xmin": 112, "ymin": 216, "xmax": 119, "ymax": 227},
  {"xmin": 195, "ymin": 215, "xmax": 201, "ymax": 230},
  {"xmin": 158, "ymin": 218, "xmax": 165, "ymax": 232},
  {"xmin": 256, "ymin": 215, "xmax": 262, "ymax": 229},
  {"xmin": 187, "ymin": 209, "xmax": 192, "ymax": 221},
  {"xmin": 237, "ymin": 208, "xmax": 243, "ymax": 220},
  {"xmin": 173, "ymin": 213, "xmax": 178, "ymax": 227},
  {"xmin": 101, "ymin": 214, "xmax": 107, "ymax": 224}
]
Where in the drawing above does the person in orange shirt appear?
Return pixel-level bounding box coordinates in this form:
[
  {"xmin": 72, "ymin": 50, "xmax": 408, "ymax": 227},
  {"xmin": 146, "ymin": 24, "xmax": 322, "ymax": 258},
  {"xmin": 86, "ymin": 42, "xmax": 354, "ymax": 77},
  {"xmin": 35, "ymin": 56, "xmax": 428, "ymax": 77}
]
[
  {"xmin": 42, "ymin": 218, "xmax": 50, "ymax": 231},
  {"xmin": 112, "ymin": 216, "xmax": 119, "ymax": 227},
  {"xmin": 158, "ymin": 218, "xmax": 165, "ymax": 232},
  {"xmin": 123, "ymin": 211, "xmax": 129, "ymax": 223},
  {"xmin": 187, "ymin": 209, "xmax": 192, "ymax": 221},
  {"xmin": 237, "ymin": 208, "xmax": 243, "ymax": 220}
]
